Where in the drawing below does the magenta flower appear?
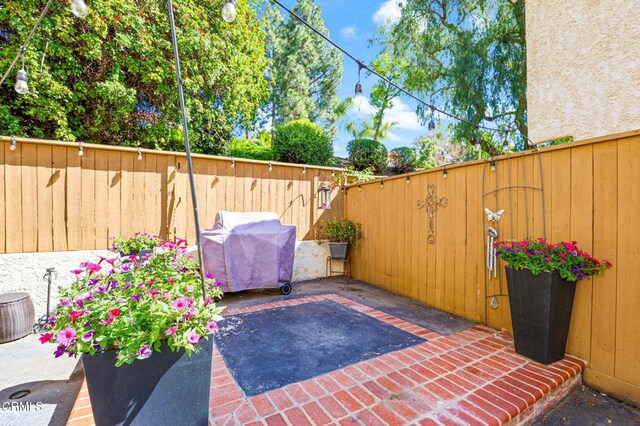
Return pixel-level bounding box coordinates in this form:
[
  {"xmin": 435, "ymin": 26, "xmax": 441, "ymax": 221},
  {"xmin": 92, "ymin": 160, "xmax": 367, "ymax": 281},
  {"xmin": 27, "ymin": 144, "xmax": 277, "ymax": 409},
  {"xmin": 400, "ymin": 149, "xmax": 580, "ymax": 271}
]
[
  {"xmin": 185, "ymin": 331, "xmax": 200, "ymax": 343},
  {"xmin": 71, "ymin": 269, "xmax": 83, "ymax": 276},
  {"xmin": 81, "ymin": 330, "xmax": 95, "ymax": 342},
  {"xmin": 204, "ymin": 272, "xmax": 214, "ymax": 280},
  {"xmin": 207, "ymin": 322, "xmax": 218, "ymax": 333},
  {"xmin": 39, "ymin": 333, "xmax": 54, "ymax": 344},
  {"xmin": 164, "ymin": 325, "xmax": 178, "ymax": 336},
  {"xmin": 85, "ymin": 263, "xmax": 101, "ymax": 273},
  {"xmin": 137, "ymin": 345, "xmax": 152, "ymax": 359},
  {"xmin": 57, "ymin": 328, "xmax": 77, "ymax": 345}
]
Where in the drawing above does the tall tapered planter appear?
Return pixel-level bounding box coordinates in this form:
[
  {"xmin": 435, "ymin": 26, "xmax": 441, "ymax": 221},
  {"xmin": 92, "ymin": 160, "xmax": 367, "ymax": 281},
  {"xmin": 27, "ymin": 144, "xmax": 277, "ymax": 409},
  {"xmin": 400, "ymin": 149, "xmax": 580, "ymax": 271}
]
[
  {"xmin": 505, "ymin": 266, "xmax": 577, "ymax": 364},
  {"xmin": 82, "ymin": 339, "xmax": 212, "ymax": 426}
]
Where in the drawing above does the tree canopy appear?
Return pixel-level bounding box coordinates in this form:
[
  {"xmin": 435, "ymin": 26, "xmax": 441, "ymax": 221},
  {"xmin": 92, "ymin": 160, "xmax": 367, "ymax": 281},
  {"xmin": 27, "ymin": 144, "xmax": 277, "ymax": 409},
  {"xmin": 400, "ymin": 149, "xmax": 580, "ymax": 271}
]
[
  {"xmin": 264, "ymin": 0, "xmax": 344, "ymax": 136},
  {"xmin": 377, "ymin": 0, "xmax": 527, "ymax": 152},
  {"xmin": 0, "ymin": 0, "xmax": 270, "ymax": 154}
]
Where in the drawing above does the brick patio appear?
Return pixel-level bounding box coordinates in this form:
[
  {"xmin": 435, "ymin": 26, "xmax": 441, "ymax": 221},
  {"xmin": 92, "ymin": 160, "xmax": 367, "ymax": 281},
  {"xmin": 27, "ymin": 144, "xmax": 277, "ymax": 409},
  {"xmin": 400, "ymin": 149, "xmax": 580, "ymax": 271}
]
[{"xmin": 66, "ymin": 293, "xmax": 585, "ymax": 426}]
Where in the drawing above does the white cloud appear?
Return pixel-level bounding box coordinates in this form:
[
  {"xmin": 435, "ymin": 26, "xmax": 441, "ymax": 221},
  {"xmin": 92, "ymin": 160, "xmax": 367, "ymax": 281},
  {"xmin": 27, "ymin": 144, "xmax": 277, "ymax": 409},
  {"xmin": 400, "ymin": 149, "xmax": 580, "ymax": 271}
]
[
  {"xmin": 349, "ymin": 97, "xmax": 424, "ymax": 131},
  {"xmin": 341, "ymin": 25, "xmax": 357, "ymax": 39},
  {"xmin": 384, "ymin": 97, "xmax": 424, "ymax": 130},
  {"xmin": 373, "ymin": 0, "xmax": 406, "ymax": 26}
]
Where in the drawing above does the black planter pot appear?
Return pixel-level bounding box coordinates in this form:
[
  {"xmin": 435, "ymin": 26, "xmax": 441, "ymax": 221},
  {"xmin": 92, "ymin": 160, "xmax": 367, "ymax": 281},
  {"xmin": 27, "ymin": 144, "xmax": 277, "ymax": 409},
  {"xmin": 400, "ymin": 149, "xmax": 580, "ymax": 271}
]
[
  {"xmin": 506, "ymin": 266, "xmax": 577, "ymax": 364},
  {"xmin": 329, "ymin": 242, "xmax": 349, "ymax": 260},
  {"xmin": 82, "ymin": 338, "xmax": 212, "ymax": 426}
]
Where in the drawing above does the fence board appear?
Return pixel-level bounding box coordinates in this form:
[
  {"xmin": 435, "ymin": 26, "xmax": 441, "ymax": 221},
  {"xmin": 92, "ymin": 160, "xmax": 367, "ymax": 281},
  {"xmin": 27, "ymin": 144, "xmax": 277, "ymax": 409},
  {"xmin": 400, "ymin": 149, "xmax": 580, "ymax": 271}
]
[{"xmin": 345, "ymin": 133, "xmax": 640, "ymax": 404}]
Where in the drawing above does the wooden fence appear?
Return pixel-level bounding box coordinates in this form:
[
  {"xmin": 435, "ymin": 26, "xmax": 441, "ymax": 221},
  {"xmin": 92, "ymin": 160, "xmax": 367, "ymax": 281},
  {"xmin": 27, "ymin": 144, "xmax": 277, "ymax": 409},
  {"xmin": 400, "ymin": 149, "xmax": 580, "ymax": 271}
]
[
  {"xmin": 0, "ymin": 136, "xmax": 345, "ymax": 253},
  {"xmin": 345, "ymin": 130, "xmax": 640, "ymax": 405}
]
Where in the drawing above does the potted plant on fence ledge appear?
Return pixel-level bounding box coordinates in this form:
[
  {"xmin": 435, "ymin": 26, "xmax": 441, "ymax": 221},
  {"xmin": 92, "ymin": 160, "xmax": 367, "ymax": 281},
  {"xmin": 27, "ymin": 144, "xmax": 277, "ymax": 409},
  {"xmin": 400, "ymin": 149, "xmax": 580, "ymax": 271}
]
[
  {"xmin": 111, "ymin": 232, "xmax": 163, "ymax": 258},
  {"xmin": 316, "ymin": 218, "xmax": 363, "ymax": 260},
  {"xmin": 495, "ymin": 238, "xmax": 612, "ymax": 364},
  {"xmin": 39, "ymin": 237, "xmax": 224, "ymax": 426}
]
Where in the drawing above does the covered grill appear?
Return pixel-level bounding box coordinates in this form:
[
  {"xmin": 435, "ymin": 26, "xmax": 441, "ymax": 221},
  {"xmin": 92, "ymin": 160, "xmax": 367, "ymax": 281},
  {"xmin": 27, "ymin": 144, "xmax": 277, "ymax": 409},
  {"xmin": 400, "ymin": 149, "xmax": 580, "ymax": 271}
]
[{"xmin": 200, "ymin": 211, "xmax": 296, "ymax": 294}]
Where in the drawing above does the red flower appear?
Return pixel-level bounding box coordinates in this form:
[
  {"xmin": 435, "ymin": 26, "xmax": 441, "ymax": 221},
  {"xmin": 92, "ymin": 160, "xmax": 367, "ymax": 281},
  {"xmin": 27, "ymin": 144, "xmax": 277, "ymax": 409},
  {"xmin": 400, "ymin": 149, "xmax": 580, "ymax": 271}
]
[
  {"xmin": 109, "ymin": 309, "xmax": 121, "ymax": 318},
  {"xmin": 39, "ymin": 333, "xmax": 53, "ymax": 344},
  {"xmin": 69, "ymin": 310, "xmax": 84, "ymax": 323}
]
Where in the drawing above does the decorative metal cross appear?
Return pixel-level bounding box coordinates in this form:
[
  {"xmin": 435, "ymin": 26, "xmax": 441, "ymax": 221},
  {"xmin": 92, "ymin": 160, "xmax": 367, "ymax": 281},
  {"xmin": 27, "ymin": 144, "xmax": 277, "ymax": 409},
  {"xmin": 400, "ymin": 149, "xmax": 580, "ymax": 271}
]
[{"xmin": 417, "ymin": 184, "xmax": 448, "ymax": 244}]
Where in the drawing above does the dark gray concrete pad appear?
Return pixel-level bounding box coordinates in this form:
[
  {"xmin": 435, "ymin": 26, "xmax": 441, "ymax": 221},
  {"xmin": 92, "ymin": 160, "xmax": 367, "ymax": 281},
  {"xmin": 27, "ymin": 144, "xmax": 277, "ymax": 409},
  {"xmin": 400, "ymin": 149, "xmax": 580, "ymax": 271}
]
[
  {"xmin": 215, "ymin": 299, "xmax": 425, "ymax": 397},
  {"xmin": 533, "ymin": 384, "xmax": 640, "ymax": 425},
  {"xmin": 219, "ymin": 277, "xmax": 472, "ymax": 336}
]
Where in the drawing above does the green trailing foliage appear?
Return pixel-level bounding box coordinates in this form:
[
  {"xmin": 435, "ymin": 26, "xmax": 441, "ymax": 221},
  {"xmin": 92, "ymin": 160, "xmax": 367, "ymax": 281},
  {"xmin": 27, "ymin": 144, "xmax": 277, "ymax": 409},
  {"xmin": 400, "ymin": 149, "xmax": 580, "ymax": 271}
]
[
  {"xmin": 377, "ymin": 0, "xmax": 528, "ymax": 152},
  {"xmin": 272, "ymin": 119, "xmax": 333, "ymax": 166},
  {"xmin": 0, "ymin": 0, "xmax": 269, "ymax": 154},
  {"xmin": 347, "ymin": 138, "xmax": 388, "ymax": 174},
  {"xmin": 316, "ymin": 218, "xmax": 362, "ymax": 247}
]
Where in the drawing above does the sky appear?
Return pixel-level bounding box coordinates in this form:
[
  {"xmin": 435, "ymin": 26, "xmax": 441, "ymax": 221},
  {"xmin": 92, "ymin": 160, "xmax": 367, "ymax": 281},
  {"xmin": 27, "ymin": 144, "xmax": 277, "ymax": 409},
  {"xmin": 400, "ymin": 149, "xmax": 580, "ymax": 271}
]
[{"xmin": 274, "ymin": 0, "xmax": 428, "ymax": 158}]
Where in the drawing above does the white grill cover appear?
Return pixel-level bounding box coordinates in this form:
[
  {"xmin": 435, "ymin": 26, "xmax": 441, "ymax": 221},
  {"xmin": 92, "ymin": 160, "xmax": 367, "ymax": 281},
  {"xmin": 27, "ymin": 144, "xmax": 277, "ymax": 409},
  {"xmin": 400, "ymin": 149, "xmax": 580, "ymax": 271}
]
[{"xmin": 200, "ymin": 211, "xmax": 296, "ymax": 292}]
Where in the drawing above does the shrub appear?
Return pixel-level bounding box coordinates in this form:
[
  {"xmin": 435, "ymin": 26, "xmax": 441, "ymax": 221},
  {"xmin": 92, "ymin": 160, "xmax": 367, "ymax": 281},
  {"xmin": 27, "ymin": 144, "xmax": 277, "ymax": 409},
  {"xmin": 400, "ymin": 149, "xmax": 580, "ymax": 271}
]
[
  {"xmin": 316, "ymin": 218, "xmax": 363, "ymax": 247},
  {"xmin": 225, "ymin": 134, "xmax": 275, "ymax": 161},
  {"xmin": 388, "ymin": 147, "xmax": 418, "ymax": 174},
  {"xmin": 273, "ymin": 120, "xmax": 334, "ymax": 166},
  {"xmin": 347, "ymin": 138, "xmax": 388, "ymax": 174}
]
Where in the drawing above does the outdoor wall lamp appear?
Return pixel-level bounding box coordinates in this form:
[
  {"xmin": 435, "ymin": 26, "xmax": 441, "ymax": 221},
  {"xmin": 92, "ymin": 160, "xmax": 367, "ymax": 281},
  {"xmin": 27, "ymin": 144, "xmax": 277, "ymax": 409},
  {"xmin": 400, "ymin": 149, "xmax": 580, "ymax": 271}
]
[{"xmin": 319, "ymin": 184, "xmax": 331, "ymax": 210}]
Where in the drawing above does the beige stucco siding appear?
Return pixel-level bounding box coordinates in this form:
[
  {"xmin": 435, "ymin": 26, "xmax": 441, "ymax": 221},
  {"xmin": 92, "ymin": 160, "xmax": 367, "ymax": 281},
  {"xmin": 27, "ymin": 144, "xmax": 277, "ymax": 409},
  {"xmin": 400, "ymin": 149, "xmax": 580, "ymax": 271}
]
[{"xmin": 526, "ymin": 0, "xmax": 640, "ymax": 143}]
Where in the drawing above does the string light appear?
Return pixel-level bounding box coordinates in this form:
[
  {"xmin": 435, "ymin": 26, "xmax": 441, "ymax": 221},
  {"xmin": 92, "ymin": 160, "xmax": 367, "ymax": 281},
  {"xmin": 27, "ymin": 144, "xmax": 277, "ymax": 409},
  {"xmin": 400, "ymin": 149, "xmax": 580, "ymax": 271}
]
[
  {"xmin": 473, "ymin": 136, "xmax": 482, "ymax": 153},
  {"xmin": 137, "ymin": 147, "xmax": 143, "ymax": 161},
  {"xmin": 331, "ymin": 169, "xmax": 335, "ymax": 177},
  {"xmin": 78, "ymin": 141, "xmax": 83, "ymax": 157},
  {"xmin": 302, "ymin": 166, "xmax": 307, "ymax": 174},
  {"xmin": 14, "ymin": 50, "xmax": 28, "ymax": 95},
  {"xmin": 268, "ymin": 161, "xmax": 273, "ymax": 172},
  {"xmin": 353, "ymin": 62, "xmax": 367, "ymax": 111},
  {"xmin": 443, "ymin": 167, "xmax": 448, "ymax": 179},
  {"xmin": 490, "ymin": 159, "xmax": 496, "ymax": 172},
  {"xmin": 406, "ymin": 175, "xmax": 410, "ymax": 184},
  {"xmin": 503, "ymin": 131, "xmax": 510, "ymax": 152},
  {"xmin": 428, "ymin": 106, "xmax": 436, "ymax": 131},
  {"xmin": 380, "ymin": 179, "xmax": 384, "ymax": 188},
  {"xmin": 358, "ymin": 185, "xmax": 362, "ymax": 191},
  {"xmin": 230, "ymin": 159, "xmax": 235, "ymax": 168},
  {"xmin": 70, "ymin": 0, "xmax": 89, "ymax": 18},
  {"xmin": 10, "ymin": 136, "xmax": 17, "ymax": 151},
  {"xmin": 222, "ymin": 0, "xmax": 237, "ymax": 23}
]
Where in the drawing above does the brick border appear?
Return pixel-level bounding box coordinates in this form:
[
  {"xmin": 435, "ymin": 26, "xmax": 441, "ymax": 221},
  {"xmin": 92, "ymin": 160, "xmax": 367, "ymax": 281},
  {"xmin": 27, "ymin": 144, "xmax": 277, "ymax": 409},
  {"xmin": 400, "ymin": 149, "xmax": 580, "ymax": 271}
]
[{"xmin": 67, "ymin": 293, "xmax": 586, "ymax": 425}]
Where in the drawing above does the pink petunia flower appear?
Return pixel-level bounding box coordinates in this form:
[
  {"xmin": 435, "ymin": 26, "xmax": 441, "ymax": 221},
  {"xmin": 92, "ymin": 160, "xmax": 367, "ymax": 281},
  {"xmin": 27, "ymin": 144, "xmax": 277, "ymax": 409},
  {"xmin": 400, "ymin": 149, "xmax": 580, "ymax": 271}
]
[
  {"xmin": 81, "ymin": 330, "xmax": 95, "ymax": 342},
  {"xmin": 165, "ymin": 326, "xmax": 178, "ymax": 336},
  {"xmin": 171, "ymin": 297, "xmax": 189, "ymax": 310},
  {"xmin": 185, "ymin": 331, "xmax": 200, "ymax": 344},
  {"xmin": 57, "ymin": 328, "xmax": 77, "ymax": 345},
  {"xmin": 207, "ymin": 322, "xmax": 218, "ymax": 333},
  {"xmin": 71, "ymin": 269, "xmax": 83, "ymax": 276}
]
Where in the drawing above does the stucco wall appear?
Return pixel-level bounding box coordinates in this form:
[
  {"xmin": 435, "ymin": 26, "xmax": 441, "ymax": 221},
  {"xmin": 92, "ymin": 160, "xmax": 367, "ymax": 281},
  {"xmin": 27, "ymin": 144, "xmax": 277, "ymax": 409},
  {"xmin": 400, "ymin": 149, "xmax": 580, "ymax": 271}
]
[
  {"xmin": 526, "ymin": 0, "xmax": 640, "ymax": 143},
  {"xmin": 0, "ymin": 242, "xmax": 331, "ymax": 319}
]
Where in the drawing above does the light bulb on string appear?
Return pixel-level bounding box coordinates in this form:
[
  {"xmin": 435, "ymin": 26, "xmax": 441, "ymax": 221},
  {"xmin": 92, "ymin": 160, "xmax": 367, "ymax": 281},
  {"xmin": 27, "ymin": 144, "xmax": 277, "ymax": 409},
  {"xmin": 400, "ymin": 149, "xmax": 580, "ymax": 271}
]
[
  {"xmin": 406, "ymin": 176, "xmax": 410, "ymax": 184},
  {"xmin": 352, "ymin": 62, "xmax": 367, "ymax": 112},
  {"xmin": 268, "ymin": 162, "xmax": 273, "ymax": 172},
  {"xmin": 10, "ymin": 136, "xmax": 17, "ymax": 151},
  {"xmin": 358, "ymin": 185, "xmax": 362, "ymax": 191},
  {"xmin": 490, "ymin": 159, "xmax": 496, "ymax": 172},
  {"xmin": 222, "ymin": 0, "xmax": 237, "ymax": 23},
  {"xmin": 502, "ymin": 131, "xmax": 510, "ymax": 153},
  {"xmin": 78, "ymin": 142, "xmax": 83, "ymax": 157},
  {"xmin": 428, "ymin": 106, "xmax": 436, "ymax": 131},
  {"xmin": 14, "ymin": 51, "xmax": 28, "ymax": 95},
  {"xmin": 230, "ymin": 159, "xmax": 235, "ymax": 169},
  {"xmin": 302, "ymin": 166, "xmax": 306, "ymax": 174},
  {"xmin": 443, "ymin": 167, "xmax": 448, "ymax": 179},
  {"xmin": 473, "ymin": 136, "xmax": 482, "ymax": 153},
  {"xmin": 137, "ymin": 147, "xmax": 143, "ymax": 161},
  {"xmin": 70, "ymin": 0, "xmax": 89, "ymax": 18}
]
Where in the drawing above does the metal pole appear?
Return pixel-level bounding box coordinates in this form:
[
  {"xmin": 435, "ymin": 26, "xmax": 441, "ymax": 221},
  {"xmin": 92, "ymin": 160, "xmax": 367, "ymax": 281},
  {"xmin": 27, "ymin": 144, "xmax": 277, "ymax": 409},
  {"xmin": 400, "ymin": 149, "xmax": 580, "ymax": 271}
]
[{"xmin": 166, "ymin": 0, "xmax": 207, "ymax": 299}]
